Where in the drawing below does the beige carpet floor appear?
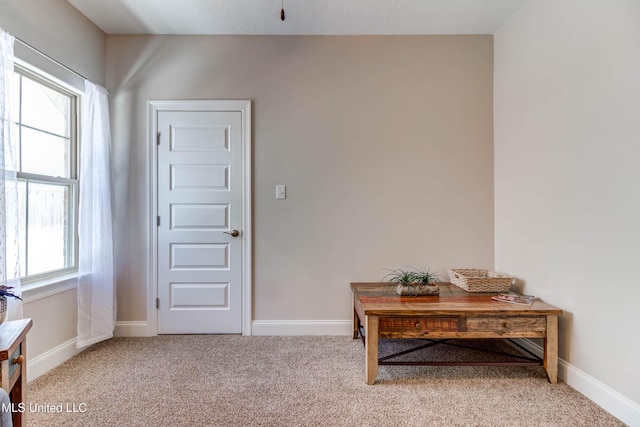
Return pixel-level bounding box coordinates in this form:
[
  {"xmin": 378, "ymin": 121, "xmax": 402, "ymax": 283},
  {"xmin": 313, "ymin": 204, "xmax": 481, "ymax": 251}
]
[{"xmin": 27, "ymin": 336, "xmax": 625, "ymax": 426}]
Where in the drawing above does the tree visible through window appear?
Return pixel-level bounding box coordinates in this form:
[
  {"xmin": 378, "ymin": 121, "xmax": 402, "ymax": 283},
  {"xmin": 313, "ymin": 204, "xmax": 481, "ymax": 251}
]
[{"xmin": 12, "ymin": 67, "xmax": 78, "ymax": 282}]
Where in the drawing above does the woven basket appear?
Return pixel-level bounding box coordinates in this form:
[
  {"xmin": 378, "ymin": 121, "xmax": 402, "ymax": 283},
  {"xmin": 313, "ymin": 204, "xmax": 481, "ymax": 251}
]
[
  {"xmin": 447, "ymin": 269, "xmax": 514, "ymax": 293},
  {"xmin": 0, "ymin": 296, "xmax": 6, "ymax": 324}
]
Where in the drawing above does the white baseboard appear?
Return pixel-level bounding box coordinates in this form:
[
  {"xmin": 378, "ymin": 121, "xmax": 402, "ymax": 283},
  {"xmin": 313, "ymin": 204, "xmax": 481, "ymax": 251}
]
[
  {"xmin": 114, "ymin": 321, "xmax": 153, "ymax": 337},
  {"xmin": 518, "ymin": 339, "xmax": 640, "ymax": 426},
  {"xmin": 114, "ymin": 319, "xmax": 352, "ymax": 337},
  {"xmin": 27, "ymin": 337, "xmax": 83, "ymax": 382},
  {"xmin": 251, "ymin": 320, "xmax": 352, "ymax": 336}
]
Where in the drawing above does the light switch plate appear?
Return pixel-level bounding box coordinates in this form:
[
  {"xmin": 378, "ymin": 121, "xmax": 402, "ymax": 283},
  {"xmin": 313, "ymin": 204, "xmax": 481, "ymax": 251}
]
[{"xmin": 276, "ymin": 185, "xmax": 286, "ymax": 200}]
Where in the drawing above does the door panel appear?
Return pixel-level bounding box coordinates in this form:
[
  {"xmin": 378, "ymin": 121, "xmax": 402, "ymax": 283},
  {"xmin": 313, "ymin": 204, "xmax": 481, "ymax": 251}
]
[
  {"xmin": 169, "ymin": 243, "xmax": 229, "ymax": 270},
  {"xmin": 170, "ymin": 204, "xmax": 229, "ymax": 230},
  {"xmin": 170, "ymin": 164, "xmax": 229, "ymax": 190},
  {"xmin": 157, "ymin": 110, "xmax": 242, "ymax": 333},
  {"xmin": 169, "ymin": 283, "xmax": 229, "ymax": 308}
]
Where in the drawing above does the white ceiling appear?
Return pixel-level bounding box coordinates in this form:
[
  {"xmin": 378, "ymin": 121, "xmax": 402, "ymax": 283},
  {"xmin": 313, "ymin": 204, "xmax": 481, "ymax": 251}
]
[{"xmin": 66, "ymin": 0, "xmax": 527, "ymax": 35}]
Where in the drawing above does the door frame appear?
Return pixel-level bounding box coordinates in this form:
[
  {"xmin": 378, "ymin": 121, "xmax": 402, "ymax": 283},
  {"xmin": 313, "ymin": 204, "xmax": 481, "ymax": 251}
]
[{"xmin": 147, "ymin": 100, "xmax": 252, "ymax": 336}]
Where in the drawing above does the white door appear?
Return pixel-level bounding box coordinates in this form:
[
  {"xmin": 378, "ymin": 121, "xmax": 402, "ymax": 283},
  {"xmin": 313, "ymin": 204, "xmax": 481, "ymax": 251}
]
[{"xmin": 156, "ymin": 108, "xmax": 244, "ymax": 333}]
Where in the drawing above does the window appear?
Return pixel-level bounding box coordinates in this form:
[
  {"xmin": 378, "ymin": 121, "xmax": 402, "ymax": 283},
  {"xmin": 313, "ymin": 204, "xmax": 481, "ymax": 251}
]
[{"xmin": 12, "ymin": 66, "xmax": 79, "ymax": 283}]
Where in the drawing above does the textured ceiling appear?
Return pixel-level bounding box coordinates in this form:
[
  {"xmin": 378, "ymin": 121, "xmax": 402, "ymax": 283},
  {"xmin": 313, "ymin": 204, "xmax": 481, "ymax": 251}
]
[{"xmin": 66, "ymin": 0, "xmax": 527, "ymax": 35}]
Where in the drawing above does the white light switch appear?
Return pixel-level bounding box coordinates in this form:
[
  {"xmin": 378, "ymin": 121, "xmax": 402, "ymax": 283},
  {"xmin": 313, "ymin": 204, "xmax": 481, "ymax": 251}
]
[{"xmin": 276, "ymin": 185, "xmax": 286, "ymax": 200}]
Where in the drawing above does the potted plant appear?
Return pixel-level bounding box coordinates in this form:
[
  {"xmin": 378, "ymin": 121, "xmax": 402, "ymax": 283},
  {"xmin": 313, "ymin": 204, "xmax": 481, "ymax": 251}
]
[
  {"xmin": 383, "ymin": 267, "xmax": 441, "ymax": 296},
  {"xmin": 0, "ymin": 285, "xmax": 22, "ymax": 324}
]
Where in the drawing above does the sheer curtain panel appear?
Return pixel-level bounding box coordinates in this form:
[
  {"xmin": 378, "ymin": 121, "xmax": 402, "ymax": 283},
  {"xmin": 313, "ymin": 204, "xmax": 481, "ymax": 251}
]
[
  {"xmin": 77, "ymin": 80, "xmax": 115, "ymax": 348},
  {"xmin": 0, "ymin": 29, "xmax": 22, "ymax": 320}
]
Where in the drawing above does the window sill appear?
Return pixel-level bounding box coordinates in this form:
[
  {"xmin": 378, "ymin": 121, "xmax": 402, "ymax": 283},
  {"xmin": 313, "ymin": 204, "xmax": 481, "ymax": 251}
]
[{"xmin": 22, "ymin": 274, "xmax": 79, "ymax": 304}]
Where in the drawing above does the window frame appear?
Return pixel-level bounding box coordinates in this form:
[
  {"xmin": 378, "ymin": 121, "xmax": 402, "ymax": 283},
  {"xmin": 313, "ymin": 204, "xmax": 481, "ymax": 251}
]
[{"xmin": 13, "ymin": 64, "xmax": 80, "ymax": 286}]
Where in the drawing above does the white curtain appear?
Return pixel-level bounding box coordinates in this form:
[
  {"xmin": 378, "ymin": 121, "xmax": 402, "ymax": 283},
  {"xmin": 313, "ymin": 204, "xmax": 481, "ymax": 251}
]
[
  {"xmin": 0, "ymin": 28, "xmax": 22, "ymax": 320},
  {"xmin": 77, "ymin": 80, "xmax": 115, "ymax": 348}
]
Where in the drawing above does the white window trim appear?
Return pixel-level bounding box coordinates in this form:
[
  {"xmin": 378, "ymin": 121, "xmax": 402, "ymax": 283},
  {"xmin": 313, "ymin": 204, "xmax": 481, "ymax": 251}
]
[{"xmin": 12, "ymin": 60, "xmax": 83, "ymax": 291}]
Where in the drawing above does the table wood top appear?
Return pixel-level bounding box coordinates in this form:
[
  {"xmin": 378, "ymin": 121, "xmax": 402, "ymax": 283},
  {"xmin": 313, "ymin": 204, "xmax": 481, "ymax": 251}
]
[{"xmin": 351, "ymin": 282, "xmax": 562, "ymax": 316}]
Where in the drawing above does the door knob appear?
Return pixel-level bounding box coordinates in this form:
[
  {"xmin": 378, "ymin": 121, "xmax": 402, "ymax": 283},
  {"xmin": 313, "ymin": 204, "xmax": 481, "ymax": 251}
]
[{"xmin": 224, "ymin": 229, "xmax": 240, "ymax": 237}]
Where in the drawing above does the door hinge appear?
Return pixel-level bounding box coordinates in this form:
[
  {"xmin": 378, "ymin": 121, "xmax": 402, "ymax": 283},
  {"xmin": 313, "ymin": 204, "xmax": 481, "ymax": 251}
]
[
  {"xmin": 156, "ymin": 298, "xmax": 160, "ymax": 309},
  {"xmin": 157, "ymin": 132, "xmax": 161, "ymax": 145},
  {"xmin": 157, "ymin": 216, "xmax": 160, "ymax": 226}
]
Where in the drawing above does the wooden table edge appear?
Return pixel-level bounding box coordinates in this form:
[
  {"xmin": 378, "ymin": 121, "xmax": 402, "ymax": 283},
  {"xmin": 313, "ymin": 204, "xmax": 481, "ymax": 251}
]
[{"xmin": 351, "ymin": 283, "xmax": 562, "ymax": 385}]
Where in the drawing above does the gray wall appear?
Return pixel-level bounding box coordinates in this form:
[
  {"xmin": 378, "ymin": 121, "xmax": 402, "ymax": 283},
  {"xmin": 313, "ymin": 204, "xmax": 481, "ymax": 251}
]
[
  {"xmin": 0, "ymin": 0, "xmax": 104, "ymax": 86},
  {"xmin": 494, "ymin": 0, "xmax": 640, "ymax": 419},
  {"xmin": 105, "ymin": 35, "xmax": 496, "ymax": 323}
]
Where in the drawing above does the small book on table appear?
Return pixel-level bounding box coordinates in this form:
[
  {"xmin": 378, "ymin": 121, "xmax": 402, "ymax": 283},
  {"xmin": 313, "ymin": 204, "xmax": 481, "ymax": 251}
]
[{"xmin": 491, "ymin": 292, "xmax": 535, "ymax": 306}]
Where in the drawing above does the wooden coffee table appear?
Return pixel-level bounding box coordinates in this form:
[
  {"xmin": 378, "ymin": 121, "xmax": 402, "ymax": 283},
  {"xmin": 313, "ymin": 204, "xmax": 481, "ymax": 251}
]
[{"xmin": 351, "ymin": 282, "xmax": 562, "ymax": 385}]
